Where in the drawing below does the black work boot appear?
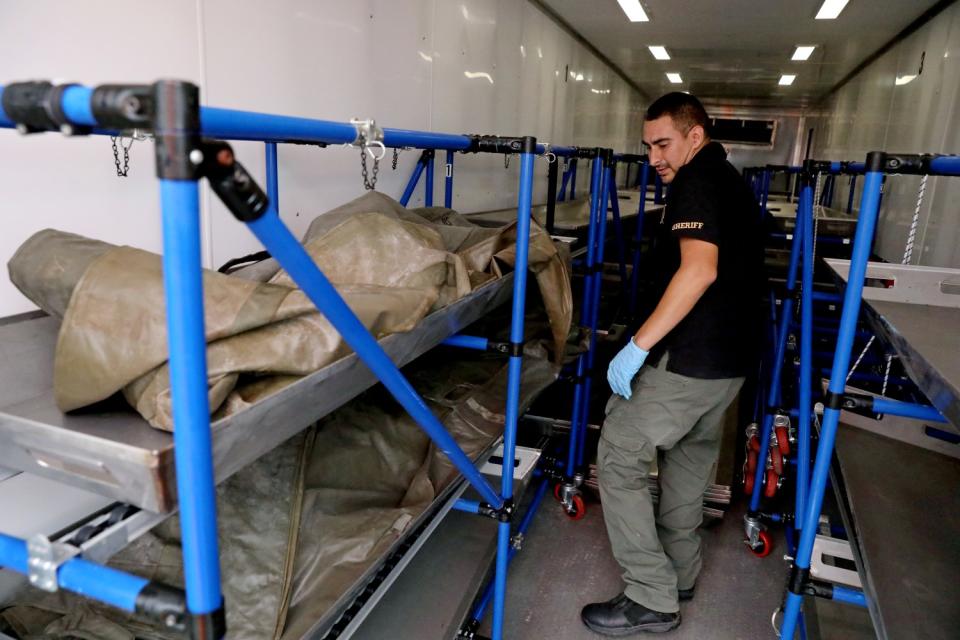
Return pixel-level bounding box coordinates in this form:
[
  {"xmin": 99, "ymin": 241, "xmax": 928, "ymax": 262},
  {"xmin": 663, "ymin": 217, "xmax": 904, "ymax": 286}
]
[
  {"xmin": 678, "ymin": 585, "xmax": 695, "ymax": 602},
  {"xmin": 581, "ymin": 593, "xmax": 680, "ymax": 635}
]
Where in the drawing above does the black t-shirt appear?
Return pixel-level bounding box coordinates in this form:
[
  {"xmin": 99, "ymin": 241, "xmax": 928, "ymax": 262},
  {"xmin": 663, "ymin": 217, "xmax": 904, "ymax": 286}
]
[{"xmin": 646, "ymin": 141, "xmax": 765, "ymax": 379}]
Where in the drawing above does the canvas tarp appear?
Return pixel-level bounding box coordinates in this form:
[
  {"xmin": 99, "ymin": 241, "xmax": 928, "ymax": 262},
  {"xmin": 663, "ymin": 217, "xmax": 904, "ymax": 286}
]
[{"xmin": 7, "ymin": 191, "xmax": 571, "ymax": 431}]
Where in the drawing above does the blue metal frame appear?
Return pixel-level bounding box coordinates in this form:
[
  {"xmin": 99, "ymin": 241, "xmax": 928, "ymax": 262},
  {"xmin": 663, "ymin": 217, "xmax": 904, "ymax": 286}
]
[
  {"xmin": 627, "ymin": 160, "xmax": 650, "ymax": 320},
  {"xmin": 564, "ymin": 155, "xmax": 606, "ymax": 479},
  {"xmin": 779, "ymin": 152, "xmax": 960, "ymax": 638},
  {"xmin": 0, "ymin": 81, "xmax": 560, "ymax": 640},
  {"xmin": 445, "ymin": 149, "xmax": 455, "ymax": 208},
  {"xmin": 159, "ymin": 178, "xmax": 224, "ymax": 613}
]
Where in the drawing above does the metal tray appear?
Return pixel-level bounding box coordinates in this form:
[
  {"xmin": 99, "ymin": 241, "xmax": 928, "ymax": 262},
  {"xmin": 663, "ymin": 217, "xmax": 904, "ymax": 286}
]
[
  {"xmin": 0, "ymin": 275, "xmax": 514, "ymax": 513},
  {"xmin": 825, "ymin": 259, "xmax": 960, "ymax": 430}
]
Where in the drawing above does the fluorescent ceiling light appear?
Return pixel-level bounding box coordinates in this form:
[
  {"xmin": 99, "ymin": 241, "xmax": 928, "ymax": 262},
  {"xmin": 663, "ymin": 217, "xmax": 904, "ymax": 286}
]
[
  {"xmin": 815, "ymin": 0, "xmax": 849, "ymax": 20},
  {"xmin": 616, "ymin": 0, "xmax": 649, "ymax": 22},
  {"xmin": 666, "ymin": 73, "xmax": 682, "ymax": 84},
  {"xmin": 792, "ymin": 46, "xmax": 816, "ymax": 61},
  {"xmin": 779, "ymin": 74, "xmax": 796, "ymax": 86},
  {"xmin": 648, "ymin": 46, "xmax": 670, "ymax": 60},
  {"xmin": 895, "ymin": 74, "xmax": 916, "ymax": 85}
]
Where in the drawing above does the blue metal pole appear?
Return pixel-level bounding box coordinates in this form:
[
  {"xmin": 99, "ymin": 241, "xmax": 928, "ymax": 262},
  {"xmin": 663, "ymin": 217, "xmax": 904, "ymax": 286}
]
[
  {"xmin": 470, "ymin": 478, "xmax": 550, "ymax": 623},
  {"xmin": 750, "ymin": 190, "xmax": 805, "ymax": 512},
  {"xmin": 607, "ymin": 167, "xmax": 628, "ymax": 302},
  {"xmin": 797, "ymin": 178, "xmax": 814, "ymax": 529},
  {"xmin": 557, "ymin": 164, "xmax": 571, "ymax": 202},
  {"xmin": 570, "ymin": 159, "xmax": 578, "ymax": 200},
  {"xmin": 929, "ymin": 155, "xmax": 960, "ymax": 174},
  {"xmin": 761, "ymin": 169, "xmax": 771, "ymax": 213},
  {"xmin": 780, "ymin": 162, "xmax": 885, "ymax": 640},
  {"xmin": 832, "ymin": 586, "xmax": 868, "ymax": 608},
  {"xmin": 0, "ymin": 533, "xmax": 149, "ymax": 611},
  {"xmin": 399, "ymin": 156, "xmax": 426, "ymax": 207},
  {"xmin": 159, "ymin": 179, "xmax": 223, "ymax": 614},
  {"xmin": 565, "ymin": 156, "xmax": 604, "ymax": 478},
  {"xmin": 628, "ymin": 160, "xmax": 650, "ymax": 319},
  {"xmin": 871, "ymin": 398, "xmax": 947, "ymax": 422},
  {"xmin": 453, "ymin": 499, "xmax": 483, "ymax": 514},
  {"xmin": 442, "ymin": 335, "xmax": 489, "ymax": 351},
  {"xmin": 246, "ymin": 210, "xmax": 503, "ymax": 509},
  {"xmin": 846, "ymin": 175, "xmax": 857, "ymax": 214},
  {"xmin": 577, "ymin": 159, "xmax": 612, "ymax": 468},
  {"xmin": 425, "ymin": 151, "xmax": 435, "ymax": 207},
  {"xmin": 491, "ymin": 145, "xmax": 537, "ymax": 640},
  {"xmin": 445, "ymin": 150, "xmax": 454, "ymax": 208},
  {"xmin": 265, "ymin": 142, "xmax": 279, "ymax": 210}
]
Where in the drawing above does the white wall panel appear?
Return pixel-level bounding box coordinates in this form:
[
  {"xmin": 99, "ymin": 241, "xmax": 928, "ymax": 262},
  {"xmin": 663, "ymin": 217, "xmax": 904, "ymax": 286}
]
[
  {"xmin": 200, "ymin": 0, "xmax": 436, "ymax": 269},
  {"xmin": 0, "ymin": 0, "xmax": 646, "ymax": 316},
  {"xmin": 812, "ymin": 2, "xmax": 960, "ymax": 269},
  {"xmin": 0, "ymin": 0, "xmax": 201, "ymax": 315}
]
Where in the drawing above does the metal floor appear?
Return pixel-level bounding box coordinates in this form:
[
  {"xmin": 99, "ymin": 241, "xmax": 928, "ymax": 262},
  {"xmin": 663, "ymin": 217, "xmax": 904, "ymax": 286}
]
[{"xmin": 479, "ymin": 493, "xmax": 792, "ymax": 640}]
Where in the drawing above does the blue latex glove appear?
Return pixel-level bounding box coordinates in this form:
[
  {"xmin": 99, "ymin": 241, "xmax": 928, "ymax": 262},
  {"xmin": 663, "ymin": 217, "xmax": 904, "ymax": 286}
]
[{"xmin": 607, "ymin": 340, "xmax": 649, "ymax": 400}]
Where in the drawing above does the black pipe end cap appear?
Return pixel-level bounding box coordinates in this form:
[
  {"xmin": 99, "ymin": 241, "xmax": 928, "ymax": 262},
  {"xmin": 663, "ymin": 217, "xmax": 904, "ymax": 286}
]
[
  {"xmin": 521, "ymin": 135, "xmax": 537, "ymax": 155},
  {"xmin": 865, "ymin": 151, "xmax": 886, "ymax": 173}
]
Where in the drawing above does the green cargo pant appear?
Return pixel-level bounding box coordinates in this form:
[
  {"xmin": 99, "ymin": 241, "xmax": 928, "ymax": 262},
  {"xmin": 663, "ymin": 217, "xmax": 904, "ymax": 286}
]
[{"xmin": 597, "ymin": 354, "xmax": 744, "ymax": 613}]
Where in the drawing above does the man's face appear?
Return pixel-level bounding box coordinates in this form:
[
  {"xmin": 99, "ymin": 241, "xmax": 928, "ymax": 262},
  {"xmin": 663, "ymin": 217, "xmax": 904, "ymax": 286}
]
[{"xmin": 643, "ymin": 115, "xmax": 703, "ymax": 184}]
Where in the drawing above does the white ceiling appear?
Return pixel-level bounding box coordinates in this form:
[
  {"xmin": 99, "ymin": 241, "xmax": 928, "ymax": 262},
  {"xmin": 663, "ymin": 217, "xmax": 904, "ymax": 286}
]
[{"xmin": 540, "ymin": 0, "xmax": 944, "ymax": 106}]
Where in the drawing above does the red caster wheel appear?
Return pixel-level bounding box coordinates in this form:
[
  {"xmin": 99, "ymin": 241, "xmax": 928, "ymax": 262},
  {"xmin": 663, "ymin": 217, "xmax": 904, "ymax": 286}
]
[
  {"xmin": 769, "ymin": 447, "xmax": 784, "ymax": 476},
  {"xmin": 776, "ymin": 425, "xmax": 791, "ymax": 456},
  {"xmin": 746, "ymin": 448, "xmax": 759, "ymax": 475},
  {"xmin": 764, "ymin": 469, "xmax": 779, "ymax": 498},
  {"xmin": 744, "ymin": 468, "xmax": 755, "ymax": 496},
  {"xmin": 566, "ymin": 494, "xmax": 586, "ymax": 520},
  {"xmin": 750, "ymin": 530, "xmax": 773, "ymax": 558},
  {"xmin": 554, "ymin": 483, "xmax": 563, "ymax": 502}
]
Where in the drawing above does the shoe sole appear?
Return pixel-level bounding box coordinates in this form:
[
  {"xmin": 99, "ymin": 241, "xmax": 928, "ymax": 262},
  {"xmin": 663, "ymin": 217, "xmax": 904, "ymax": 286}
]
[{"xmin": 582, "ymin": 615, "xmax": 681, "ymax": 636}]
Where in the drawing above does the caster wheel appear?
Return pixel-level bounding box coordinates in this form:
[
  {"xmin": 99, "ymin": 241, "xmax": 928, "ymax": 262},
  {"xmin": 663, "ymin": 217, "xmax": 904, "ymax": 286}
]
[
  {"xmin": 776, "ymin": 426, "xmax": 790, "ymax": 456},
  {"xmin": 746, "ymin": 448, "xmax": 759, "ymax": 475},
  {"xmin": 769, "ymin": 447, "xmax": 784, "ymax": 476},
  {"xmin": 744, "ymin": 468, "xmax": 755, "ymax": 496},
  {"xmin": 554, "ymin": 483, "xmax": 563, "ymax": 502},
  {"xmin": 566, "ymin": 494, "xmax": 586, "ymax": 520},
  {"xmin": 750, "ymin": 530, "xmax": 773, "ymax": 558},
  {"xmin": 764, "ymin": 469, "xmax": 779, "ymax": 498}
]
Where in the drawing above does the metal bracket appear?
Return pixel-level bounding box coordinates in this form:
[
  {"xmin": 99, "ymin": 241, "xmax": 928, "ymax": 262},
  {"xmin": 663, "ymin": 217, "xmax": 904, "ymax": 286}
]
[
  {"xmin": 349, "ymin": 117, "xmax": 385, "ymax": 158},
  {"xmin": 27, "ymin": 534, "xmax": 80, "ymax": 592},
  {"xmin": 742, "ymin": 514, "xmax": 763, "ymax": 548},
  {"xmin": 811, "ymin": 535, "xmax": 862, "ymax": 588}
]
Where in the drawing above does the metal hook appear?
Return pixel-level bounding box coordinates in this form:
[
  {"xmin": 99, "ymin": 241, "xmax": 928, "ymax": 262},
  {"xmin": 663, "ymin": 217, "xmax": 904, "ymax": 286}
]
[
  {"xmin": 541, "ymin": 142, "xmax": 557, "ymax": 164},
  {"xmin": 365, "ymin": 140, "xmax": 386, "ymax": 161}
]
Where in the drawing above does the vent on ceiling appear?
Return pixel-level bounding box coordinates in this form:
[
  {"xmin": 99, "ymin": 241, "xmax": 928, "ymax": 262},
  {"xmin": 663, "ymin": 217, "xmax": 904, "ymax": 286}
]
[{"xmin": 709, "ymin": 117, "xmax": 776, "ymax": 147}]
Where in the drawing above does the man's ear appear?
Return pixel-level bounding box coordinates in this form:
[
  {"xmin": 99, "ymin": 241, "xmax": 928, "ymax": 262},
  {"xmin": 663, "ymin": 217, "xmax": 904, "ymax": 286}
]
[{"xmin": 688, "ymin": 124, "xmax": 705, "ymax": 148}]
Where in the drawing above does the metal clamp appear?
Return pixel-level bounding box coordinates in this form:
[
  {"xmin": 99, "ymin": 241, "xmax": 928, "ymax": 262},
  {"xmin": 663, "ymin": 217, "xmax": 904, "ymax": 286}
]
[
  {"xmin": 349, "ymin": 117, "xmax": 385, "ymax": 159},
  {"xmin": 540, "ymin": 142, "xmax": 557, "ymax": 164},
  {"xmin": 27, "ymin": 534, "xmax": 80, "ymax": 592}
]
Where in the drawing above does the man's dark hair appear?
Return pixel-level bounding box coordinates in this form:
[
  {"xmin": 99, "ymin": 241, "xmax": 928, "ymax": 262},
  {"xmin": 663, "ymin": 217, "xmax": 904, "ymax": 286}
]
[{"xmin": 645, "ymin": 92, "xmax": 711, "ymax": 137}]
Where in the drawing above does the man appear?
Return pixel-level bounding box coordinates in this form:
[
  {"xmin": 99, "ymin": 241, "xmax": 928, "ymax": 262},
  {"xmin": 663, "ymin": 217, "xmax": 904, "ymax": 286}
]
[{"xmin": 581, "ymin": 92, "xmax": 764, "ymax": 635}]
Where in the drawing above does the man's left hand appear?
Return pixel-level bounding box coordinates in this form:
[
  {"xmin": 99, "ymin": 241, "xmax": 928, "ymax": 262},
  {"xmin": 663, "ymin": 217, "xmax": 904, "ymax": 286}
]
[{"xmin": 607, "ymin": 340, "xmax": 649, "ymax": 400}]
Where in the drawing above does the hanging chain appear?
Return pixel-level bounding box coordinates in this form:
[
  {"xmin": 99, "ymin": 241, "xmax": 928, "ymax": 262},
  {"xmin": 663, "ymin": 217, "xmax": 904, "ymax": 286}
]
[
  {"xmin": 358, "ymin": 132, "xmax": 380, "ymax": 191},
  {"xmin": 392, "ymin": 148, "xmax": 400, "ymax": 170},
  {"xmin": 110, "ymin": 135, "xmax": 135, "ymax": 177},
  {"xmin": 902, "ymin": 173, "xmax": 927, "ymax": 264}
]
